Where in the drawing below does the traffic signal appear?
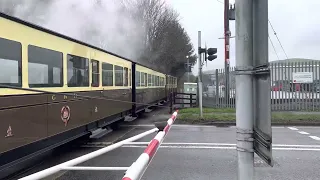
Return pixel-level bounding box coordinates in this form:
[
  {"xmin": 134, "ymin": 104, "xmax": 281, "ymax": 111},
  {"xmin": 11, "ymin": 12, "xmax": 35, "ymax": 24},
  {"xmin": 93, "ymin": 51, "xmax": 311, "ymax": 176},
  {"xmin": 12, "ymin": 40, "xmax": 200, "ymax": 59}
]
[{"xmin": 206, "ymin": 48, "xmax": 217, "ymax": 61}]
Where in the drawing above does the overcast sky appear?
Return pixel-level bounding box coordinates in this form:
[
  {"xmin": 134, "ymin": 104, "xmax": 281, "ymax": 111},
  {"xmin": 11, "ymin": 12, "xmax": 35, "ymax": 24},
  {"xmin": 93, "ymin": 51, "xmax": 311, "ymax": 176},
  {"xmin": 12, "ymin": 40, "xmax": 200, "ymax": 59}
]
[{"xmin": 166, "ymin": 0, "xmax": 320, "ymax": 75}]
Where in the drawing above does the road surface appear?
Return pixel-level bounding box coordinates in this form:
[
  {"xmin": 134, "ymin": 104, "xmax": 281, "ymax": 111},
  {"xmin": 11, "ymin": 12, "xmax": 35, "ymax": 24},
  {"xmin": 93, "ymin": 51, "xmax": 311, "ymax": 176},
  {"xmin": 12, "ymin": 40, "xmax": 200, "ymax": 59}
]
[{"xmin": 16, "ymin": 108, "xmax": 320, "ymax": 180}]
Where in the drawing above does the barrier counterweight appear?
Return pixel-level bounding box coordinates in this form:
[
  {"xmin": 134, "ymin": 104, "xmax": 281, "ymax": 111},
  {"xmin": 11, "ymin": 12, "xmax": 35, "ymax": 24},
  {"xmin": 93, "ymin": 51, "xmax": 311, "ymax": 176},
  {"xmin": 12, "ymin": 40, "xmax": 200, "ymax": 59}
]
[{"xmin": 122, "ymin": 110, "xmax": 179, "ymax": 180}]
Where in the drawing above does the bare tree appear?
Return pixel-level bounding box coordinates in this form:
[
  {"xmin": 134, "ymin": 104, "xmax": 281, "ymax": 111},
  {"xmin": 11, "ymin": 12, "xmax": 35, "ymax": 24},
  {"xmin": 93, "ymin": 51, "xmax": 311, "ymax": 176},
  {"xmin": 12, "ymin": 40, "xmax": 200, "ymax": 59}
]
[{"xmin": 120, "ymin": 0, "xmax": 197, "ymax": 77}]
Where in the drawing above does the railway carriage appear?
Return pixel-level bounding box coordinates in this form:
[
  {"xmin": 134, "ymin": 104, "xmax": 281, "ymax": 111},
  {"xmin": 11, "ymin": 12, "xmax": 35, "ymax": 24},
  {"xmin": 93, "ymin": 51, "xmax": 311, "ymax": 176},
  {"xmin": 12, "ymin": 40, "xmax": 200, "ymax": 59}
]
[{"xmin": 0, "ymin": 12, "xmax": 177, "ymax": 179}]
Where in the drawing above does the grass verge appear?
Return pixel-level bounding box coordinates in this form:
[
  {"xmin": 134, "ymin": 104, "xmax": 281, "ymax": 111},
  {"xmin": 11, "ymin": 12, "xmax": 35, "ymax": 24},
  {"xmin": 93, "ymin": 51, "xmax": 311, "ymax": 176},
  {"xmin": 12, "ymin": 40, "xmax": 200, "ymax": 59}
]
[{"xmin": 177, "ymin": 108, "xmax": 320, "ymax": 124}]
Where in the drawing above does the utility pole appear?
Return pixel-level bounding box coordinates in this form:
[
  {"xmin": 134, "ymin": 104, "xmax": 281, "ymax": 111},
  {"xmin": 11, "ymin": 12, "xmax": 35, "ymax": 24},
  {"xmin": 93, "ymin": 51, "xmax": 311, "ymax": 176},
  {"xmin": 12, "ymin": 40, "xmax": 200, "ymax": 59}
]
[
  {"xmin": 224, "ymin": 0, "xmax": 230, "ymax": 101},
  {"xmin": 235, "ymin": 0, "xmax": 254, "ymax": 180},
  {"xmin": 198, "ymin": 31, "xmax": 203, "ymax": 118},
  {"xmin": 186, "ymin": 56, "xmax": 190, "ymax": 82}
]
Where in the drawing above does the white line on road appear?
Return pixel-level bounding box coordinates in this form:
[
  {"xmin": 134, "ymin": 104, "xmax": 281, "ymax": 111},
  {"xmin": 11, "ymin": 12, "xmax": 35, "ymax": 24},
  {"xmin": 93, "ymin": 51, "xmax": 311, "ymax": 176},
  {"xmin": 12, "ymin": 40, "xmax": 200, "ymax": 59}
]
[
  {"xmin": 309, "ymin": 136, "xmax": 320, "ymax": 141},
  {"xmin": 298, "ymin": 131, "xmax": 310, "ymax": 135},
  {"xmin": 123, "ymin": 145, "xmax": 320, "ymax": 151},
  {"xmin": 121, "ymin": 124, "xmax": 225, "ymax": 128},
  {"xmin": 294, "ymin": 126, "xmax": 320, "ymax": 129},
  {"xmin": 84, "ymin": 142, "xmax": 320, "ymax": 148},
  {"xmin": 82, "ymin": 145, "xmax": 320, "ymax": 151},
  {"xmin": 288, "ymin": 127, "xmax": 299, "ymax": 131},
  {"xmin": 121, "ymin": 124, "xmax": 285, "ymax": 128}
]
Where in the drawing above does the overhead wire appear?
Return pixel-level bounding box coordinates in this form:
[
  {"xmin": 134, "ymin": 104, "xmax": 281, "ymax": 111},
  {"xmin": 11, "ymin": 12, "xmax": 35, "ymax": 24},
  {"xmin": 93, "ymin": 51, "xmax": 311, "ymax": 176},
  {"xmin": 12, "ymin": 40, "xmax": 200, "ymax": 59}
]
[
  {"xmin": 216, "ymin": 0, "xmax": 224, "ymax": 4},
  {"xmin": 268, "ymin": 19, "xmax": 289, "ymax": 59},
  {"xmin": 268, "ymin": 34, "xmax": 280, "ymax": 60}
]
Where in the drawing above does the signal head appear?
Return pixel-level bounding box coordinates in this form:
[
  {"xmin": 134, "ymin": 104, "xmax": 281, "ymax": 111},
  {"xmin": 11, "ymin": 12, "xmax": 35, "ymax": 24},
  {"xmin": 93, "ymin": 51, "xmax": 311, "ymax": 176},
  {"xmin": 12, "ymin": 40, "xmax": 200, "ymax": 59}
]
[{"xmin": 207, "ymin": 48, "xmax": 217, "ymax": 55}]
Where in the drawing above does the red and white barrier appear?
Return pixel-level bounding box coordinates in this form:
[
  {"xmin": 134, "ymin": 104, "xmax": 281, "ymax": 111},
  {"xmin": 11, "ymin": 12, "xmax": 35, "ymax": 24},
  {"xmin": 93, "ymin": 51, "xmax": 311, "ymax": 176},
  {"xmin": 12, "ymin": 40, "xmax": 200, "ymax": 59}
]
[
  {"xmin": 19, "ymin": 128, "xmax": 159, "ymax": 180},
  {"xmin": 122, "ymin": 110, "xmax": 179, "ymax": 180},
  {"xmin": 18, "ymin": 110, "xmax": 178, "ymax": 180}
]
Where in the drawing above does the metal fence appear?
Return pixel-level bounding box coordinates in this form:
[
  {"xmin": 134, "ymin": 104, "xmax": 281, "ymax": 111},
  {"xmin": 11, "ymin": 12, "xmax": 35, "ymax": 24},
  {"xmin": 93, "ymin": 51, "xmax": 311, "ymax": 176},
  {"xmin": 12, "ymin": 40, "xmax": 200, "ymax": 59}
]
[{"xmin": 202, "ymin": 61, "xmax": 320, "ymax": 111}]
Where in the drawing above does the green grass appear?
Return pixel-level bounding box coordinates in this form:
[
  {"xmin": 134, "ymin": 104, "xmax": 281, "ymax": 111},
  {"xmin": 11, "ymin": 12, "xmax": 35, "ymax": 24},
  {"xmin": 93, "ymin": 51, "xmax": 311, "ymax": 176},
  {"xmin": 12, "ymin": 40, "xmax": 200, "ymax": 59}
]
[{"xmin": 178, "ymin": 108, "xmax": 320, "ymax": 123}]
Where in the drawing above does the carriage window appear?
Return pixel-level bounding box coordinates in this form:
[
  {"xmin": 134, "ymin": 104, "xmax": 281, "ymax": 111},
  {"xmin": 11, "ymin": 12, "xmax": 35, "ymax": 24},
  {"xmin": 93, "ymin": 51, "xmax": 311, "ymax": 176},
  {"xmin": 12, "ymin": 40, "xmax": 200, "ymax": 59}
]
[
  {"xmin": 141, "ymin": 72, "xmax": 145, "ymax": 86},
  {"xmin": 154, "ymin": 76, "xmax": 157, "ymax": 86},
  {"xmin": 0, "ymin": 37, "xmax": 22, "ymax": 87},
  {"xmin": 144, "ymin": 73, "xmax": 147, "ymax": 87},
  {"xmin": 115, "ymin": 65, "xmax": 123, "ymax": 86},
  {"xmin": 91, "ymin": 60, "xmax": 99, "ymax": 87},
  {"xmin": 124, "ymin": 67, "xmax": 128, "ymax": 86},
  {"xmin": 152, "ymin": 75, "xmax": 156, "ymax": 86},
  {"xmin": 148, "ymin": 74, "xmax": 152, "ymax": 86},
  {"xmin": 156, "ymin": 76, "xmax": 160, "ymax": 86},
  {"xmin": 136, "ymin": 71, "xmax": 140, "ymax": 87},
  {"xmin": 67, "ymin": 54, "xmax": 89, "ymax": 87},
  {"xmin": 28, "ymin": 45, "xmax": 63, "ymax": 87},
  {"xmin": 102, "ymin": 62, "xmax": 113, "ymax": 86},
  {"xmin": 160, "ymin": 77, "xmax": 164, "ymax": 86}
]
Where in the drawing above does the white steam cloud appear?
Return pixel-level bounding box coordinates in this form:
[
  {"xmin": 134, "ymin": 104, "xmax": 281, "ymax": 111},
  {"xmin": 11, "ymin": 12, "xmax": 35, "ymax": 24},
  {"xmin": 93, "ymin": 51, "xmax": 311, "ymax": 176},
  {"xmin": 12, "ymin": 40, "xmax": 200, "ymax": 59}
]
[{"xmin": 1, "ymin": 0, "xmax": 145, "ymax": 60}]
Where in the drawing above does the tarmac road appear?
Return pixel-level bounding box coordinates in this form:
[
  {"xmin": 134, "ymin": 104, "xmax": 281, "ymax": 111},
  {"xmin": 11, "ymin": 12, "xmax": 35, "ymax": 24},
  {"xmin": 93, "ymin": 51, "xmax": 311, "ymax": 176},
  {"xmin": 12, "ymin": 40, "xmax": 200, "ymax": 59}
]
[{"xmin": 16, "ymin": 107, "xmax": 320, "ymax": 180}]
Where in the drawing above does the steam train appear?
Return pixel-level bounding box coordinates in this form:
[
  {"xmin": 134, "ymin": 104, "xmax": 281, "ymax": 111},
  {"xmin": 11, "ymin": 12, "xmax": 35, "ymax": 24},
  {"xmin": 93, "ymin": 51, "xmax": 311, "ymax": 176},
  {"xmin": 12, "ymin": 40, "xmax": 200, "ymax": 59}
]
[{"xmin": 0, "ymin": 12, "xmax": 177, "ymax": 178}]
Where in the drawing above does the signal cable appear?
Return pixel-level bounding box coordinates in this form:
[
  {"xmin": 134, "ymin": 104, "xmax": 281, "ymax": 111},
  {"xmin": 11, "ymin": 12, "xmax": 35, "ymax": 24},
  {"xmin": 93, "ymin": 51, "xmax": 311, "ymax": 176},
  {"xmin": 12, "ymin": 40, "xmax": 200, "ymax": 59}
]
[
  {"xmin": 268, "ymin": 34, "xmax": 280, "ymax": 60},
  {"xmin": 268, "ymin": 19, "xmax": 289, "ymax": 59}
]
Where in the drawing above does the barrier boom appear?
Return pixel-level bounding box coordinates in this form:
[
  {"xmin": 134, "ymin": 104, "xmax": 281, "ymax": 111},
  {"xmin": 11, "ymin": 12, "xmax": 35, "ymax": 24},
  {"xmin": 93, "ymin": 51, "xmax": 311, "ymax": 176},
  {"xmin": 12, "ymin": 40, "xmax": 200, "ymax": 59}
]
[
  {"xmin": 122, "ymin": 110, "xmax": 179, "ymax": 180},
  {"xmin": 19, "ymin": 110, "xmax": 179, "ymax": 180},
  {"xmin": 18, "ymin": 128, "xmax": 159, "ymax": 180}
]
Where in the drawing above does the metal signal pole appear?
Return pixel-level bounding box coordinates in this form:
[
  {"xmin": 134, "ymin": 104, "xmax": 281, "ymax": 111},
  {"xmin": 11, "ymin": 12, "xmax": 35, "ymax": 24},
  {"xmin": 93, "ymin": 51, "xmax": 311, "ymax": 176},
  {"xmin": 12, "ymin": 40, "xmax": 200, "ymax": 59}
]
[
  {"xmin": 198, "ymin": 31, "xmax": 203, "ymax": 118},
  {"xmin": 224, "ymin": 0, "xmax": 230, "ymax": 101},
  {"xmin": 235, "ymin": 0, "xmax": 254, "ymax": 180},
  {"xmin": 186, "ymin": 56, "xmax": 190, "ymax": 82}
]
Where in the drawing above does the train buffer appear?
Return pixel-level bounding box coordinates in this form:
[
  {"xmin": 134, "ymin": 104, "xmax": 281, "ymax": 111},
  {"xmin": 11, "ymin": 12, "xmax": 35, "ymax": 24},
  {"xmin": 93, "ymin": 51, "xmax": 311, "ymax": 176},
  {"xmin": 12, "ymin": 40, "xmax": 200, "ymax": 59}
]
[{"xmin": 18, "ymin": 110, "xmax": 179, "ymax": 180}]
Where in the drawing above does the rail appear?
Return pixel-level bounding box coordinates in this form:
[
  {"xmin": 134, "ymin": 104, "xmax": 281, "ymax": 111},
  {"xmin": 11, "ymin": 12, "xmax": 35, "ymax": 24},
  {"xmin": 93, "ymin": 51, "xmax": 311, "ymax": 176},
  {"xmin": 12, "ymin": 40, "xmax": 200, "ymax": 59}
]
[{"xmin": 18, "ymin": 110, "xmax": 179, "ymax": 180}]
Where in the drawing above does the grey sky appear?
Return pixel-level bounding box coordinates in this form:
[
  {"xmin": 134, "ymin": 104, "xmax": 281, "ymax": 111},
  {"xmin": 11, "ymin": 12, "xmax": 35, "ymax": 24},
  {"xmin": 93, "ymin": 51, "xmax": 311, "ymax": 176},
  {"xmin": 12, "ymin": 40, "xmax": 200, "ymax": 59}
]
[{"xmin": 166, "ymin": 0, "xmax": 320, "ymax": 75}]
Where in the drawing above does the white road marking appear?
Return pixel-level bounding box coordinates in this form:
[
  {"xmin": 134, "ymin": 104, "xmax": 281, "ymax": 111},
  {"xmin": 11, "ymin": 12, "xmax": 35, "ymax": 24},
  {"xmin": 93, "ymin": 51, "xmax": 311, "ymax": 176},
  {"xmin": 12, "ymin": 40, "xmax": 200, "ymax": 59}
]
[
  {"xmin": 87, "ymin": 142, "xmax": 236, "ymax": 146},
  {"xmin": 294, "ymin": 126, "xmax": 320, "ymax": 129},
  {"xmin": 309, "ymin": 136, "xmax": 320, "ymax": 141},
  {"xmin": 121, "ymin": 124, "xmax": 285, "ymax": 128},
  {"xmin": 121, "ymin": 124, "xmax": 223, "ymax": 128},
  {"xmin": 82, "ymin": 145, "xmax": 320, "ymax": 151},
  {"xmin": 123, "ymin": 145, "xmax": 236, "ymax": 149},
  {"xmin": 83, "ymin": 142, "xmax": 320, "ymax": 148},
  {"xmin": 298, "ymin": 131, "xmax": 310, "ymax": 135},
  {"xmin": 273, "ymin": 144, "xmax": 320, "ymax": 148},
  {"xmin": 288, "ymin": 127, "xmax": 299, "ymax": 130},
  {"xmin": 273, "ymin": 148, "xmax": 320, "ymax": 151}
]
